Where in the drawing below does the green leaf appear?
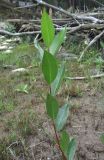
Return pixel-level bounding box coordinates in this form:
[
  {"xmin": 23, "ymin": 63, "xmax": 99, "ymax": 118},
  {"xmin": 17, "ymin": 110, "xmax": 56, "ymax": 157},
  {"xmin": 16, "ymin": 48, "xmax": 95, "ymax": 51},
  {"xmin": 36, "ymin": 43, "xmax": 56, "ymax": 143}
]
[
  {"xmin": 41, "ymin": 10, "xmax": 55, "ymax": 47},
  {"xmin": 46, "ymin": 94, "xmax": 59, "ymax": 120},
  {"xmin": 100, "ymin": 134, "xmax": 104, "ymax": 144},
  {"xmin": 42, "ymin": 51, "xmax": 58, "ymax": 84},
  {"xmin": 56, "ymin": 104, "xmax": 70, "ymax": 131},
  {"xmin": 34, "ymin": 38, "xmax": 44, "ymax": 61},
  {"xmin": 100, "ymin": 41, "xmax": 104, "ymax": 48},
  {"xmin": 60, "ymin": 131, "xmax": 70, "ymax": 156},
  {"xmin": 67, "ymin": 138, "xmax": 77, "ymax": 160},
  {"xmin": 51, "ymin": 63, "xmax": 65, "ymax": 96},
  {"xmin": 49, "ymin": 28, "xmax": 66, "ymax": 55}
]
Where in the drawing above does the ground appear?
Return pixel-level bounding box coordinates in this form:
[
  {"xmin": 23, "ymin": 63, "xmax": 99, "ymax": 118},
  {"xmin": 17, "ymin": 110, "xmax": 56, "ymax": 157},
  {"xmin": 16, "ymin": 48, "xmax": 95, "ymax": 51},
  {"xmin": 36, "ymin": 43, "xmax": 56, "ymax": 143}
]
[{"xmin": 0, "ymin": 42, "xmax": 104, "ymax": 160}]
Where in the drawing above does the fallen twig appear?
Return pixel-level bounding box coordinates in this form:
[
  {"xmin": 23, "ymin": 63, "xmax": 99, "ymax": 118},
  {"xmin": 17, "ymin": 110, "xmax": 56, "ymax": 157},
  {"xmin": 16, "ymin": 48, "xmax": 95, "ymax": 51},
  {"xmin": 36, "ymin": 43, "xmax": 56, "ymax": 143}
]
[
  {"xmin": 65, "ymin": 73, "xmax": 104, "ymax": 80},
  {"xmin": 1, "ymin": 23, "xmax": 104, "ymax": 36},
  {"xmin": 7, "ymin": 18, "xmax": 71, "ymax": 24},
  {"xmin": 0, "ymin": 30, "xmax": 41, "ymax": 36},
  {"xmin": 78, "ymin": 30, "xmax": 104, "ymax": 61},
  {"xmin": 0, "ymin": 27, "xmax": 70, "ymax": 36},
  {"xmin": 68, "ymin": 24, "xmax": 104, "ymax": 34}
]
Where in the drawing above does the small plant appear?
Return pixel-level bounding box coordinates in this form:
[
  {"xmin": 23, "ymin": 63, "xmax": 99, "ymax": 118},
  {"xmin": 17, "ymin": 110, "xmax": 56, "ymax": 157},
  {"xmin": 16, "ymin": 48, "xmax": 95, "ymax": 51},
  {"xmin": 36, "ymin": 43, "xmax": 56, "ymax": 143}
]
[
  {"xmin": 36, "ymin": 10, "xmax": 76, "ymax": 160},
  {"xmin": 5, "ymin": 22, "xmax": 16, "ymax": 33},
  {"xmin": 100, "ymin": 134, "xmax": 104, "ymax": 144},
  {"xmin": 15, "ymin": 84, "xmax": 29, "ymax": 94},
  {"xmin": 95, "ymin": 57, "xmax": 104, "ymax": 70},
  {"xmin": 5, "ymin": 101, "xmax": 15, "ymax": 112},
  {"xmin": 0, "ymin": 100, "xmax": 15, "ymax": 113}
]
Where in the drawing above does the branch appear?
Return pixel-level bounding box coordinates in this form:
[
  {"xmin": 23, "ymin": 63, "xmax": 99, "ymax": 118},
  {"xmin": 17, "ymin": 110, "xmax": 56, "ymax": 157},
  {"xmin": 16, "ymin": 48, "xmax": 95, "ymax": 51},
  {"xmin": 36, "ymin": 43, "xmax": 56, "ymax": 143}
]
[
  {"xmin": 0, "ymin": 27, "xmax": 70, "ymax": 36},
  {"xmin": 0, "ymin": 30, "xmax": 41, "ymax": 36},
  {"xmin": 90, "ymin": 0, "xmax": 104, "ymax": 7},
  {"xmin": 7, "ymin": 18, "xmax": 71, "ymax": 24},
  {"xmin": 68, "ymin": 24, "xmax": 104, "ymax": 34},
  {"xmin": 0, "ymin": 23, "xmax": 104, "ymax": 36},
  {"xmin": 65, "ymin": 73, "xmax": 104, "ymax": 80},
  {"xmin": 81, "ymin": 12, "xmax": 104, "ymax": 16},
  {"xmin": 14, "ymin": 0, "xmax": 104, "ymax": 23},
  {"xmin": 76, "ymin": 15, "xmax": 104, "ymax": 23},
  {"xmin": 78, "ymin": 30, "xmax": 104, "ymax": 61}
]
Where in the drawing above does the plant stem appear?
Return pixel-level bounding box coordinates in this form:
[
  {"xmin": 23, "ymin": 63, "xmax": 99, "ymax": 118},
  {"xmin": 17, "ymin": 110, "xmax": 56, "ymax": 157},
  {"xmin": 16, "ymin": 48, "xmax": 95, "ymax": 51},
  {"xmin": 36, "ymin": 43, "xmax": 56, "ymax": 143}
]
[
  {"xmin": 53, "ymin": 122, "xmax": 67, "ymax": 160},
  {"xmin": 49, "ymin": 86, "xmax": 51, "ymax": 94},
  {"xmin": 49, "ymin": 82, "xmax": 66, "ymax": 159}
]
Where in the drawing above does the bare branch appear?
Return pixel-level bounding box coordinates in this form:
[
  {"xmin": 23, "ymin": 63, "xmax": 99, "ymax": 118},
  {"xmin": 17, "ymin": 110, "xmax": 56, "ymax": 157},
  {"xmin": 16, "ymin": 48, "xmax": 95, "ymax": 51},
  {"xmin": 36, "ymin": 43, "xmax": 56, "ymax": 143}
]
[
  {"xmin": 65, "ymin": 73, "xmax": 104, "ymax": 80},
  {"xmin": 0, "ymin": 30, "xmax": 41, "ymax": 36},
  {"xmin": 0, "ymin": 23, "xmax": 104, "ymax": 36},
  {"xmin": 68, "ymin": 24, "xmax": 104, "ymax": 34},
  {"xmin": 79, "ymin": 30, "xmax": 104, "ymax": 61}
]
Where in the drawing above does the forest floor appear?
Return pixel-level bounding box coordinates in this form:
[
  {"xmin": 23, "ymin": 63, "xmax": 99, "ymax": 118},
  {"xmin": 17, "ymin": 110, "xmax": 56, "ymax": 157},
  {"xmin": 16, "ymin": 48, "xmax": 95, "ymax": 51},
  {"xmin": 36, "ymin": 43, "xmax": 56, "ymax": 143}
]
[{"xmin": 0, "ymin": 42, "xmax": 104, "ymax": 160}]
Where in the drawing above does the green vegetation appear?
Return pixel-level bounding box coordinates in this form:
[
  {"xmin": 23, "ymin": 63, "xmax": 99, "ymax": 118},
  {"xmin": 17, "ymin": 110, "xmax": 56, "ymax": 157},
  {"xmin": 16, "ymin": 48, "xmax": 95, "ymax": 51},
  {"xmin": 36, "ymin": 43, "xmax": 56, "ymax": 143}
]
[
  {"xmin": 100, "ymin": 134, "xmax": 104, "ymax": 144},
  {"xmin": 0, "ymin": 42, "xmax": 41, "ymax": 159},
  {"xmin": 15, "ymin": 83, "xmax": 29, "ymax": 94},
  {"xmin": 0, "ymin": 10, "xmax": 104, "ymax": 160},
  {"xmin": 39, "ymin": 11, "xmax": 76, "ymax": 160},
  {"xmin": 0, "ymin": 43, "xmax": 36, "ymax": 67}
]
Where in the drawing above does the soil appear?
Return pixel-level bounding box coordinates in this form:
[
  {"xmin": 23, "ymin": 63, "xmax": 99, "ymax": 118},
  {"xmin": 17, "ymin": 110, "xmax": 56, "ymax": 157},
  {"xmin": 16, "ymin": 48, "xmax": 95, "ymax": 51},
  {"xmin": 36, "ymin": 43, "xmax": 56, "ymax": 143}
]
[
  {"xmin": 21, "ymin": 80, "xmax": 104, "ymax": 160},
  {"xmin": 0, "ymin": 60, "xmax": 104, "ymax": 160}
]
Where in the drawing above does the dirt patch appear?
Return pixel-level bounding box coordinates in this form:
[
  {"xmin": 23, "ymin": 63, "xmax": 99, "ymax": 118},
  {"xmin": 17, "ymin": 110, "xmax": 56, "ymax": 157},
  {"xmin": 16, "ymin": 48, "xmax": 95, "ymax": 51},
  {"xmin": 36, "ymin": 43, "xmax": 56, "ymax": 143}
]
[
  {"xmin": 0, "ymin": 61, "xmax": 104, "ymax": 160},
  {"xmin": 68, "ymin": 91, "xmax": 104, "ymax": 160},
  {"xmin": 26, "ymin": 79, "xmax": 104, "ymax": 160}
]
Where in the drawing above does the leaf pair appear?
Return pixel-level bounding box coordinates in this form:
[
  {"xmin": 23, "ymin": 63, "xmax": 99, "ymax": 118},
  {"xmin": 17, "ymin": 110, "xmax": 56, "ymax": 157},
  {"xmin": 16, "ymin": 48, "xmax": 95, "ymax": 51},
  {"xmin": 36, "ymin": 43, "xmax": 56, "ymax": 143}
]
[
  {"xmin": 46, "ymin": 95, "xmax": 76, "ymax": 160},
  {"xmin": 34, "ymin": 10, "xmax": 66, "ymax": 59},
  {"xmin": 46, "ymin": 94, "xmax": 70, "ymax": 132},
  {"xmin": 41, "ymin": 10, "xmax": 66, "ymax": 53},
  {"xmin": 60, "ymin": 131, "xmax": 77, "ymax": 160},
  {"xmin": 41, "ymin": 11, "xmax": 66, "ymax": 55},
  {"xmin": 42, "ymin": 50, "xmax": 65, "ymax": 95}
]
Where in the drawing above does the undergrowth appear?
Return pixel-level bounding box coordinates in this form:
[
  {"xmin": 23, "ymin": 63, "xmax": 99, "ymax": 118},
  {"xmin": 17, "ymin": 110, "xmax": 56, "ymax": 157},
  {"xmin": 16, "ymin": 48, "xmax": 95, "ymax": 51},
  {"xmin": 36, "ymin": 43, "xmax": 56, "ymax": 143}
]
[{"xmin": 0, "ymin": 16, "xmax": 104, "ymax": 159}]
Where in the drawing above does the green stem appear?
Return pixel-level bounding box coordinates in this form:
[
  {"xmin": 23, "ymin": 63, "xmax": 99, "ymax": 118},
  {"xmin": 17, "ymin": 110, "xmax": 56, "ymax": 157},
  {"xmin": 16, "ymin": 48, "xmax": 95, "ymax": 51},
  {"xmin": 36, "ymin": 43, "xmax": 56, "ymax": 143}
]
[
  {"xmin": 53, "ymin": 122, "xmax": 67, "ymax": 160},
  {"xmin": 49, "ymin": 77, "xmax": 66, "ymax": 159}
]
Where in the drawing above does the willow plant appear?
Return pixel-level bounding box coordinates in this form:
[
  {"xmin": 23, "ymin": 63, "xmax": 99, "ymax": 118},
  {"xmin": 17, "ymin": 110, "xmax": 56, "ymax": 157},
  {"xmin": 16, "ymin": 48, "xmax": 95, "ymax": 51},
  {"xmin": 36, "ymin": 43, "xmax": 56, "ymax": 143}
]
[{"xmin": 35, "ymin": 10, "xmax": 77, "ymax": 160}]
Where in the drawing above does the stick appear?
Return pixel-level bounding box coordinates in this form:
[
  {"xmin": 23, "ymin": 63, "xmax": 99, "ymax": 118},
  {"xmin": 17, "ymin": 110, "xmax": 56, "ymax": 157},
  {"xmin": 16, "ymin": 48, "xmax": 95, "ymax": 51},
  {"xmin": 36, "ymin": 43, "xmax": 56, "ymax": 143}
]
[
  {"xmin": 65, "ymin": 73, "xmax": 104, "ymax": 80},
  {"xmin": 78, "ymin": 30, "xmax": 104, "ymax": 61},
  {"xmin": 0, "ymin": 30, "xmax": 41, "ymax": 36},
  {"xmin": 7, "ymin": 18, "xmax": 71, "ymax": 24},
  {"xmin": 68, "ymin": 24, "xmax": 104, "ymax": 34},
  {"xmin": 0, "ymin": 27, "xmax": 69, "ymax": 36}
]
